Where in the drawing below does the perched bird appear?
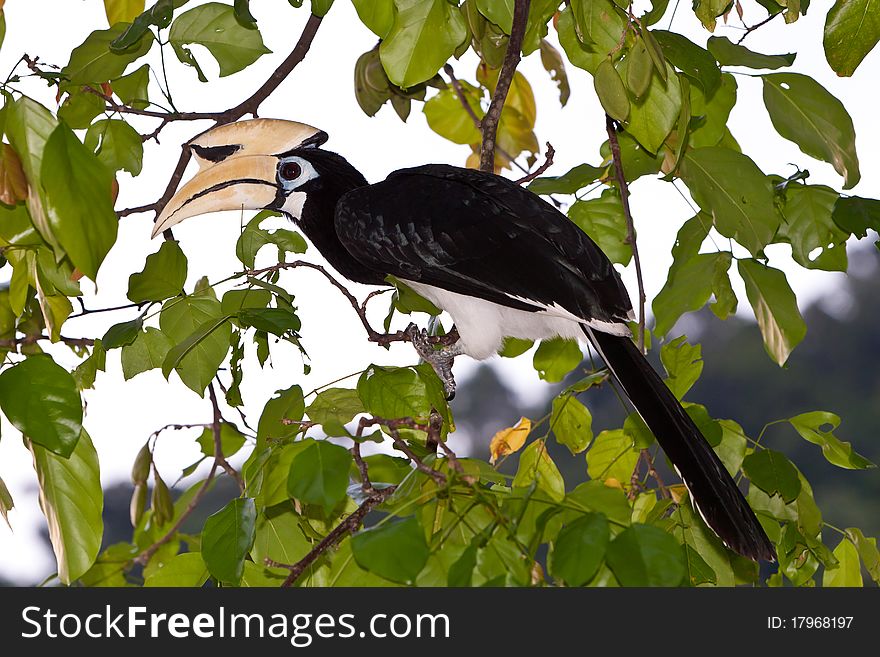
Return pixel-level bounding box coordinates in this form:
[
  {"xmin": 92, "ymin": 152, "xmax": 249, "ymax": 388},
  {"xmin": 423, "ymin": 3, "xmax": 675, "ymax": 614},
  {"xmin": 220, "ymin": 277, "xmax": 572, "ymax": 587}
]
[{"xmin": 153, "ymin": 118, "xmax": 775, "ymax": 562}]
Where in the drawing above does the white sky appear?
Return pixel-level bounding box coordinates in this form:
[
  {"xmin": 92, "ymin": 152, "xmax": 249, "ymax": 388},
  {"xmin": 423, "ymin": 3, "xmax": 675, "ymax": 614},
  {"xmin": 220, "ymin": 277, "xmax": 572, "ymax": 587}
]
[{"xmin": 0, "ymin": 1, "xmax": 877, "ymax": 584}]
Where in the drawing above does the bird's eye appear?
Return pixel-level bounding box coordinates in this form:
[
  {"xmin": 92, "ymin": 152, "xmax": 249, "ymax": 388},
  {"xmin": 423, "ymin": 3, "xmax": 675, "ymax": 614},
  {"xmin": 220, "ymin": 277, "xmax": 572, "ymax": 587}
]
[{"xmin": 280, "ymin": 161, "xmax": 302, "ymax": 181}]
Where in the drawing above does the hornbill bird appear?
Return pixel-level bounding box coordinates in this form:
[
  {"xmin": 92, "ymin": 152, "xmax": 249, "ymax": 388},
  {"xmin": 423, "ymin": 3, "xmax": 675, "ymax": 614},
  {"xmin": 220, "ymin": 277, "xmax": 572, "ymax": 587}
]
[{"xmin": 153, "ymin": 118, "xmax": 775, "ymax": 563}]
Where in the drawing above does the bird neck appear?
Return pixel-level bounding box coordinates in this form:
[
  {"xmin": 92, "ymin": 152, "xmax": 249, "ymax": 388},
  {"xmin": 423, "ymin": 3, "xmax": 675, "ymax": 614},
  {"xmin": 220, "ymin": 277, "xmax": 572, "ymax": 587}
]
[{"xmin": 296, "ymin": 150, "xmax": 384, "ymax": 285}]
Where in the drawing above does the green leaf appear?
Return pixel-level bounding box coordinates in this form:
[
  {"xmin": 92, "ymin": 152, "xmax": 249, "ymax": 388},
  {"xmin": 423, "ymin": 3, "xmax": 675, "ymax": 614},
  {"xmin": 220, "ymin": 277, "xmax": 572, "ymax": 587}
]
[
  {"xmin": 823, "ymin": 0, "xmax": 880, "ymax": 77},
  {"xmin": 660, "ymin": 336, "xmax": 702, "ymax": 400},
  {"xmin": 357, "ymin": 364, "xmax": 437, "ymax": 421},
  {"xmin": 846, "ymin": 528, "xmax": 880, "ymax": 583},
  {"xmin": 540, "ymin": 38, "xmax": 571, "ymax": 106},
  {"xmin": 235, "ymin": 211, "xmax": 279, "ymax": 267},
  {"xmin": 715, "ymin": 419, "xmax": 748, "ymax": 477},
  {"xmin": 788, "ymin": 411, "xmax": 874, "ymax": 470},
  {"xmin": 252, "ymin": 509, "xmax": 311, "ymax": 571},
  {"xmin": 0, "ymin": 355, "xmax": 82, "ymax": 458},
  {"xmin": 832, "ymin": 196, "xmax": 880, "ymax": 238},
  {"xmin": 159, "ymin": 291, "xmax": 232, "ymax": 396},
  {"xmin": 692, "ymin": 0, "xmax": 730, "ymax": 31},
  {"xmin": 104, "ymin": 0, "xmax": 147, "ymax": 26},
  {"xmin": 606, "ymin": 523, "xmax": 685, "ymax": 586},
  {"xmin": 627, "ymin": 36, "xmax": 654, "ymax": 99},
  {"xmin": 41, "ymin": 124, "xmax": 118, "ymax": 281},
  {"xmin": 568, "ymin": 189, "xmax": 632, "ymax": 265},
  {"xmin": 238, "ymin": 308, "xmax": 300, "ymax": 337},
  {"xmin": 682, "ymin": 544, "xmax": 717, "ymax": 586},
  {"xmin": 527, "ymin": 162, "xmax": 603, "ymax": 195},
  {"xmin": 652, "ymin": 251, "xmax": 732, "ymax": 337},
  {"xmin": 112, "ymin": 63, "xmax": 150, "ymax": 109},
  {"xmin": 550, "ymin": 513, "xmax": 610, "ymax": 586},
  {"xmin": 532, "ymin": 337, "xmax": 583, "ymax": 383},
  {"xmin": 823, "ymin": 538, "xmax": 862, "ymax": 587},
  {"xmin": 652, "ymin": 30, "xmax": 721, "ymax": 95},
  {"xmin": 707, "ymin": 36, "xmax": 795, "ymax": 70},
  {"xmin": 221, "ymin": 288, "xmax": 271, "ymax": 315},
  {"xmin": 102, "ymin": 316, "xmax": 143, "ymax": 349},
  {"xmin": 63, "ymin": 22, "xmax": 153, "ymax": 84},
  {"xmin": 423, "ymin": 85, "xmax": 483, "ymax": 145},
  {"xmin": 762, "ymin": 73, "xmax": 860, "ymax": 189},
  {"xmin": 196, "ymin": 422, "xmax": 247, "ymax": 459},
  {"xmin": 287, "ymin": 440, "xmax": 353, "ymax": 512},
  {"xmin": 737, "ymin": 259, "xmax": 806, "ymax": 366},
  {"xmin": 689, "ymin": 73, "xmax": 737, "ymax": 149},
  {"xmin": 58, "ymin": 89, "xmax": 105, "ymax": 130},
  {"xmin": 623, "ymin": 61, "xmax": 682, "ymax": 154},
  {"xmin": 551, "ymin": 394, "xmax": 593, "ymax": 455},
  {"xmin": 73, "ymin": 340, "xmax": 107, "ymax": 390},
  {"xmin": 594, "ymin": 60, "xmax": 630, "ymax": 121},
  {"xmin": 127, "ymin": 240, "xmax": 188, "ymax": 302},
  {"xmin": 0, "ymin": 476, "xmax": 14, "ymax": 530},
  {"xmin": 567, "ymin": 480, "xmax": 632, "ymax": 527},
  {"xmin": 307, "ymin": 388, "xmax": 365, "ymax": 437},
  {"xmin": 352, "ymin": 516, "xmax": 429, "ymax": 584},
  {"xmin": 161, "ymin": 314, "xmax": 233, "ymax": 393},
  {"xmin": 743, "ymin": 449, "xmax": 801, "ymax": 503},
  {"xmin": 256, "ymin": 385, "xmax": 305, "ymax": 446},
  {"xmin": 447, "ymin": 542, "xmax": 478, "ymax": 587},
  {"xmin": 586, "ymin": 429, "xmax": 638, "ymax": 484},
  {"xmin": 679, "ymin": 147, "xmax": 779, "ymax": 256},
  {"xmin": 201, "ymin": 497, "xmax": 257, "ymax": 585},
  {"xmin": 29, "ymin": 430, "xmax": 103, "ymax": 585},
  {"xmin": 353, "ymin": 0, "xmax": 395, "ymax": 37},
  {"xmin": 476, "ymin": 0, "xmax": 513, "ymax": 32},
  {"xmin": 513, "ymin": 439, "xmax": 566, "ymax": 502},
  {"xmin": 778, "ymin": 184, "xmax": 847, "ymax": 272},
  {"xmin": 144, "ymin": 552, "xmax": 210, "ymax": 587},
  {"xmin": 84, "ymin": 119, "xmax": 144, "ymax": 176},
  {"xmin": 5, "ymin": 98, "xmax": 57, "ymax": 230},
  {"xmin": 599, "ymin": 131, "xmax": 663, "ymax": 181},
  {"xmin": 559, "ymin": 0, "xmax": 626, "ymax": 74},
  {"xmin": 379, "ymin": 0, "xmax": 467, "ymax": 88},
  {"xmin": 169, "ymin": 2, "xmax": 271, "ymax": 80}
]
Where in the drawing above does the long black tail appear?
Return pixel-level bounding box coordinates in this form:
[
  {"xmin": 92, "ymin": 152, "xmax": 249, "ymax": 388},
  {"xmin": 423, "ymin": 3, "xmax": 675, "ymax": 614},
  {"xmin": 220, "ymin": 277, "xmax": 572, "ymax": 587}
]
[{"xmin": 585, "ymin": 327, "xmax": 775, "ymax": 562}]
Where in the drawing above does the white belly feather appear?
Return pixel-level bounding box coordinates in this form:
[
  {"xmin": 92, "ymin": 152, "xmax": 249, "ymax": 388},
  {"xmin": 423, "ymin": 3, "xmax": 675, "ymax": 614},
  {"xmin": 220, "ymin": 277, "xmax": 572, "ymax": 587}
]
[{"xmin": 402, "ymin": 280, "xmax": 630, "ymax": 360}]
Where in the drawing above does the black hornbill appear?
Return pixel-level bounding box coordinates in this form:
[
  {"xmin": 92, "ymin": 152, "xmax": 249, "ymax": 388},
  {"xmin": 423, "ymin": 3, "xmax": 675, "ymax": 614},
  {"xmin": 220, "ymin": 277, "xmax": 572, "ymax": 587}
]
[{"xmin": 153, "ymin": 118, "xmax": 775, "ymax": 563}]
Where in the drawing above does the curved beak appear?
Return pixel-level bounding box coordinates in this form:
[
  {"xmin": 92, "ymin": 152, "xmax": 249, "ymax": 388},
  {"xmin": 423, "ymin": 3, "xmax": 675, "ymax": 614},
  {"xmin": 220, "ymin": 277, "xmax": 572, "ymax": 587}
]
[{"xmin": 151, "ymin": 154, "xmax": 280, "ymax": 238}]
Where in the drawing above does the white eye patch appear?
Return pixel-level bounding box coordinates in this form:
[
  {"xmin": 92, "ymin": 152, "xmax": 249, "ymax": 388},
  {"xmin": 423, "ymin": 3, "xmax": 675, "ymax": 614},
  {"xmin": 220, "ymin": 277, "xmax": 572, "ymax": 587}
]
[{"xmin": 277, "ymin": 155, "xmax": 319, "ymax": 191}]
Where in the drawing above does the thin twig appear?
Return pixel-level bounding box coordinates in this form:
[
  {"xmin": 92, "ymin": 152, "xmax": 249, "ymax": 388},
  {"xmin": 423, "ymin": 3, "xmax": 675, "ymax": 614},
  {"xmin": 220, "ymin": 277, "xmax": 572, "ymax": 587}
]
[
  {"xmin": 208, "ymin": 383, "xmax": 244, "ymax": 493},
  {"xmin": 737, "ymin": 11, "xmax": 780, "ymax": 44},
  {"xmin": 514, "ymin": 142, "xmax": 555, "ymax": 185},
  {"xmin": 351, "ymin": 441, "xmax": 376, "ymax": 497},
  {"xmin": 605, "ymin": 115, "xmax": 646, "ymax": 353},
  {"xmin": 480, "ymin": 0, "xmax": 531, "ymax": 172},
  {"xmin": 359, "ymin": 416, "xmax": 447, "ymax": 486},
  {"xmin": 0, "ymin": 335, "xmax": 94, "ymax": 349}
]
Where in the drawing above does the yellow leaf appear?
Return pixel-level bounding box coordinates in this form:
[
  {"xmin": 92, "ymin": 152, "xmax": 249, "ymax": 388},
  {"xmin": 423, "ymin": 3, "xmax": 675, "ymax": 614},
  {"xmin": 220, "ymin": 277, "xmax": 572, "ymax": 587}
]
[
  {"xmin": 604, "ymin": 477, "xmax": 624, "ymax": 490},
  {"xmin": 0, "ymin": 144, "xmax": 28, "ymax": 205},
  {"xmin": 489, "ymin": 417, "xmax": 532, "ymax": 464},
  {"xmin": 104, "ymin": 0, "xmax": 145, "ymax": 26},
  {"xmin": 668, "ymin": 484, "xmax": 688, "ymax": 504}
]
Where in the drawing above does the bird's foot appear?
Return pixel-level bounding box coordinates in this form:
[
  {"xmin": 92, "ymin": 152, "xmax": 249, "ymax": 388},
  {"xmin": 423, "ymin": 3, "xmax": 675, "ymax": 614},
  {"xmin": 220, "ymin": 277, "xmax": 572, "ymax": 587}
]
[{"xmin": 405, "ymin": 323, "xmax": 463, "ymax": 400}]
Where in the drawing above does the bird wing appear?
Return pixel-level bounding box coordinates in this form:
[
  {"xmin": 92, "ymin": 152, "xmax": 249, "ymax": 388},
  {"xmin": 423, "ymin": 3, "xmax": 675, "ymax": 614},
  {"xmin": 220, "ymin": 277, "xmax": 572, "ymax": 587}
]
[{"xmin": 334, "ymin": 164, "xmax": 633, "ymax": 327}]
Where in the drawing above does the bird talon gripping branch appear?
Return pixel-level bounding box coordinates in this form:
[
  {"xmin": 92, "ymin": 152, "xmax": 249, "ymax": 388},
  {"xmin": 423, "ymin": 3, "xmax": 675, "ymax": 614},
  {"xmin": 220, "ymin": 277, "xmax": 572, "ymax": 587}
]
[
  {"xmin": 405, "ymin": 323, "xmax": 462, "ymax": 400},
  {"xmin": 152, "ymin": 118, "xmax": 775, "ymax": 562}
]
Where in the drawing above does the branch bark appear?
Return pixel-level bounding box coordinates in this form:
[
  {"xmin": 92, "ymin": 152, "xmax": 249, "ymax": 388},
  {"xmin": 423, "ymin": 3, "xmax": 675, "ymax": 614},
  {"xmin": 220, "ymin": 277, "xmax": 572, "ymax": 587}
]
[
  {"xmin": 605, "ymin": 115, "xmax": 646, "ymax": 353},
  {"xmin": 479, "ymin": 0, "xmax": 531, "ymax": 172}
]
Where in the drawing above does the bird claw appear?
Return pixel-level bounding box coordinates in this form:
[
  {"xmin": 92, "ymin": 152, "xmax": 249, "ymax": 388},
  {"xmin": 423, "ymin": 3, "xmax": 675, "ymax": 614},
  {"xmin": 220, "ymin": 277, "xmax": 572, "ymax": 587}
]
[{"xmin": 405, "ymin": 323, "xmax": 461, "ymax": 400}]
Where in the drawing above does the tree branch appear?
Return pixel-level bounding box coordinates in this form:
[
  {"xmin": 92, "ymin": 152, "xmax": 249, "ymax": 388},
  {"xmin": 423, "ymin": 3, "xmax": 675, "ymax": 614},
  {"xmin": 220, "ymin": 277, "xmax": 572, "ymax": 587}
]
[
  {"xmin": 0, "ymin": 335, "xmax": 95, "ymax": 349},
  {"xmin": 480, "ymin": 0, "xmax": 531, "ymax": 172},
  {"xmin": 116, "ymin": 13, "xmax": 325, "ymax": 224},
  {"xmin": 208, "ymin": 383, "xmax": 244, "ymax": 493},
  {"xmin": 605, "ymin": 115, "xmax": 646, "ymax": 353},
  {"xmin": 270, "ymin": 484, "xmax": 396, "ymax": 587}
]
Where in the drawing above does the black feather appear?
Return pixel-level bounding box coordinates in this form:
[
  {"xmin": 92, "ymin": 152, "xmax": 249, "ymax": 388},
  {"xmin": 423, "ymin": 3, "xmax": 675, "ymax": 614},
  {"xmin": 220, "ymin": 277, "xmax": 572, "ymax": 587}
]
[{"xmin": 586, "ymin": 327, "xmax": 776, "ymax": 562}]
